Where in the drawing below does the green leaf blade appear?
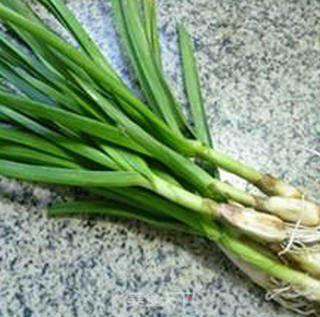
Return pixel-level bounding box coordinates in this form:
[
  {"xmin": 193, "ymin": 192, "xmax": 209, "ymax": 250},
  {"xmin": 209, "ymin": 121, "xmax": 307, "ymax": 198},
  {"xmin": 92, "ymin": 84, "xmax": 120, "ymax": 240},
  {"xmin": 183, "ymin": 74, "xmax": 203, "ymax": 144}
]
[
  {"xmin": 0, "ymin": 92, "xmax": 147, "ymax": 154},
  {"xmin": 48, "ymin": 200, "xmax": 200, "ymax": 235},
  {"xmin": 178, "ymin": 25, "xmax": 212, "ymax": 146},
  {"xmin": 0, "ymin": 159, "xmax": 148, "ymax": 188},
  {"xmin": 178, "ymin": 25, "xmax": 220, "ymax": 178},
  {"xmin": 0, "ymin": 144, "xmax": 81, "ymax": 169},
  {"xmin": 142, "ymin": 0, "xmax": 162, "ymax": 71},
  {"xmin": 0, "ymin": 125, "xmax": 71, "ymax": 160},
  {"xmin": 114, "ymin": 0, "xmax": 186, "ymax": 134},
  {"xmin": 36, "ymin": 0, "xmax": 120, "ymax": 81}
]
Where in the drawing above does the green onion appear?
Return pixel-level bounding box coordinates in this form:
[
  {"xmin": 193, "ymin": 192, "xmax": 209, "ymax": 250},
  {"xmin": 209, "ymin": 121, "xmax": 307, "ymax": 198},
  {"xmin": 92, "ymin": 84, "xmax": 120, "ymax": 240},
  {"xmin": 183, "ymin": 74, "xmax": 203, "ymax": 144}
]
[{"xmin": 0, "ymin": 1, "xmax": 319, "ymax": 313}]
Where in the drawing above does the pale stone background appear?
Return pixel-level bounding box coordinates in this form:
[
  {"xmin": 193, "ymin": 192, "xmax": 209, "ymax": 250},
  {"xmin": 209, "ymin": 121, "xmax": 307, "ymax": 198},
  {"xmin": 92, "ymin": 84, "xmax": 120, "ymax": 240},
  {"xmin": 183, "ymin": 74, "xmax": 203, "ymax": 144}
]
[{"xmin": 0, "ymin": 0, "xmax": 320, "ymax": 316}]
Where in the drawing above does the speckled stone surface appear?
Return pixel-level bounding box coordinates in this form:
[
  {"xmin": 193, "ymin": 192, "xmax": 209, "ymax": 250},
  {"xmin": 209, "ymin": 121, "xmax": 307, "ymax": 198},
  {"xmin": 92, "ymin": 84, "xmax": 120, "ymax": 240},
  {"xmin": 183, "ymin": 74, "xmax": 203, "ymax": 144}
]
[{"xmin": 1, "ymin": 0, "xmax": 320, "ymax": 316}]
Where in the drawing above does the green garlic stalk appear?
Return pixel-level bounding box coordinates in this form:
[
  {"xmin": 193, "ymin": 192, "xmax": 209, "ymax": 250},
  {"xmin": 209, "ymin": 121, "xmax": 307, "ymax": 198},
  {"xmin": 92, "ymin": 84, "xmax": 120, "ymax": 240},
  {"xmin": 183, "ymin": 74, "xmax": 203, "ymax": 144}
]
[
  {"xmin": 0, "ymin": 1, "xmax": 319, "ymax": 315},
  {"xmin": 195, "ymin": 145, "xmax": 304, "ymax": 198}
]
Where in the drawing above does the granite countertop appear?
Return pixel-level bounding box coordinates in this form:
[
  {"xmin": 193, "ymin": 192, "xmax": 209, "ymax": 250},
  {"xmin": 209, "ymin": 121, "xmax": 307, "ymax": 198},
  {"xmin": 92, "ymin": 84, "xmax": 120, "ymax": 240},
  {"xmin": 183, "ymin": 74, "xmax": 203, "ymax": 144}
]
[{"xmin": 1, "ymin": 0, "xmax": 320, "ymax": 316}]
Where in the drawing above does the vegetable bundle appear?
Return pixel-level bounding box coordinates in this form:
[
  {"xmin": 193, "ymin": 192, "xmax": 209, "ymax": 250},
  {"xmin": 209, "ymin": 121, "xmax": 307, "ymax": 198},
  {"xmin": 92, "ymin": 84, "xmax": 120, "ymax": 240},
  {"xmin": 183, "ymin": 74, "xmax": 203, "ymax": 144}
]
[{"xmin": 0, "ymin": 0, "xmax": 319, "ymax": 314}]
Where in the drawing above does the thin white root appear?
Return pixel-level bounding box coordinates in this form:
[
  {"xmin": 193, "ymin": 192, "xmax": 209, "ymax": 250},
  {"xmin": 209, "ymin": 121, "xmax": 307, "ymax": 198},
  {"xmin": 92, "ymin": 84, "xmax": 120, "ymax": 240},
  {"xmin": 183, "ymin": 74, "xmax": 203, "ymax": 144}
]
[
  {"xmin": 286, "ymin": 223, "xmax": 320, "ymax": 245},
  {"xmin": 280, "ymin": 241, "xmax": 320, "ymax": 278},
  {"xmin": 266, "ymin": 278, "xmax": 318, "ymax": 316},
  {"xmin": 279, "ymin": 219, "xmax": 320, "ymax": 256},
  {"xmin": 279, "ymin": 221, "xmax": 320, "ymax": 277},
  {"xmin": 279, "ymin": 219, "xmax": 302, "ymax": 255},
  {"xmin": 221, "ymin": 246, "xmax": 319, "ymax": 315},
  {"xmin": 280, "ymin": 240, "xmax": 320, "ymax": 254},
  {"xmin": 272, "ymin": 297, "xmax": 316, "ymax": 316}
]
